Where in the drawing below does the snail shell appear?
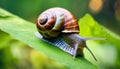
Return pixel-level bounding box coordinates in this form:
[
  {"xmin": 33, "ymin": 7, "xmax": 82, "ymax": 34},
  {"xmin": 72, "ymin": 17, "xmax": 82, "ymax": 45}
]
[
  {"xmin": 36, "ymin": 7, "xmax": 79, "ymax": 39},
  {"xmin": 36, "ymin": 7, "xmax": 106, "ymax": 61}
]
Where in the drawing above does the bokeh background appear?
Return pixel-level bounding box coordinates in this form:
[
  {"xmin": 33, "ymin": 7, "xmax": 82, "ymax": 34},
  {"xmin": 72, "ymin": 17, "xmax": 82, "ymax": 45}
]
[{"xmin": 0, "ymin": 0, "xmax": 120, "ymax": 69}]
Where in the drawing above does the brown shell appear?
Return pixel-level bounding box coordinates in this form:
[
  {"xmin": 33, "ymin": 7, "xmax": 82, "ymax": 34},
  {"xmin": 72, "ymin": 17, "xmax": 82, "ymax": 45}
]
[{"xmin": 37, "ymin": 7, "xmax": 80, "ymax": 38}]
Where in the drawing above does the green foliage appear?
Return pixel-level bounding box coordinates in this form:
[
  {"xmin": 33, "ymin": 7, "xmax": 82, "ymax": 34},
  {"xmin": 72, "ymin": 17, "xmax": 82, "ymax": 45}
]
[
  {"xmin": 0, "ymin": 31, "xmax": 66, "ymax": 69},
  {"xmin": 1, "ymin": 6, "xmax": 120, "ymax": 69},
  {"xmin": 0, "ymin": 0, "xmax": 120, "ymax": 69},
  {"xmin": 79, "ymin": 14, "xmax": 120, "ymax": 69},
  {"xmin": 79, "ymin": 14, "xmax": 120, "ymax": 48},
  {"xmin": 0, "ymin": 0, "xmax": 89, "ymax": 22},
  {"xmin": 0, "ymin": 8, "xmax": 97, "ymax": 69}
]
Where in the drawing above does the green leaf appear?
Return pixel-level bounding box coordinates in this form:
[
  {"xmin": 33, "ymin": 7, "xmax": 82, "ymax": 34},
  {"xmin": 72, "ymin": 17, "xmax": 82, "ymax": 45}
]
[
  {"xmin": 79, "ymin": 14, "xmax": 120, "ymax": 49},
  {"xmin": 0, "ymin": 8, "xmax": 97, "ymax": 69},
  {"xmin": 79, "ymin": 14, "xmax": 120, "ymax": 68},
  {"xmin": 0, "ymin": 30, "xmax": 13, "ymax": 49}
]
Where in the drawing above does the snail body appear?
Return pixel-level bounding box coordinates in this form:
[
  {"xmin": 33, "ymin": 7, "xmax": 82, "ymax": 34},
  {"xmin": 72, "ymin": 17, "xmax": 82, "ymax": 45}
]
[{"xmin": 36, "ymin": 7, "xmax": 106, "ymax": 61}]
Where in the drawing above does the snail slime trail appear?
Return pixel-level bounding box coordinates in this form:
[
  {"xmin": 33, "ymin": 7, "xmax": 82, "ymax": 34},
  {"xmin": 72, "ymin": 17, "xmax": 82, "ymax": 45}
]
[{"xmin": 36, "ymin": 7, "xmax": 106, "ymax": 61}]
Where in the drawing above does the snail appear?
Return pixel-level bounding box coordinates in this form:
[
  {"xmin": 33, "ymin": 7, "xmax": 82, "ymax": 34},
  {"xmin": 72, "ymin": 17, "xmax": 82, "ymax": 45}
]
[{"xmin": 35, "ymin": 7, "xmax": 106, "ymax": 61}]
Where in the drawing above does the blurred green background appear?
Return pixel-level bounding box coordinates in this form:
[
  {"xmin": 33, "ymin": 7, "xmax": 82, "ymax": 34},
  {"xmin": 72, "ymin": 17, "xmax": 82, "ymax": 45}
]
[{"xmin": 0, "ymin": 0, "xmax": 120, "ymax": 69}]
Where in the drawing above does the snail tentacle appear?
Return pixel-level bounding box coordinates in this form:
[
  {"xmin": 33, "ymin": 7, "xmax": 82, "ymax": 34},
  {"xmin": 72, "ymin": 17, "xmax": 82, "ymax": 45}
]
[{"xmin": 36, "ymin": 7, "xmax": 106, "ymax": 61}]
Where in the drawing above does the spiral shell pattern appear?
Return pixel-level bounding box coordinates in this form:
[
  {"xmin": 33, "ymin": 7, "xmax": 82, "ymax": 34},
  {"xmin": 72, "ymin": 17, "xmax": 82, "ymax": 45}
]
[{"xmin": 37, "ymin": 7, "xmax": 79, "ymax": 38}]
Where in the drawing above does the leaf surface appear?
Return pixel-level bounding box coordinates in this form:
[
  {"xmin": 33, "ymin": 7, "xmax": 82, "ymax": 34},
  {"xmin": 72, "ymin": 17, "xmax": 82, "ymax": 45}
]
[{"xmin": 0, "ymin": 8, "xmax": 97, "ymax": 69}]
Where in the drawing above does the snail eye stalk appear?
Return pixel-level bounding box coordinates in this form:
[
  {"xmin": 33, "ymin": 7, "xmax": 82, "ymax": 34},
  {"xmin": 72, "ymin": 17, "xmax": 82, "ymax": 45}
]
[{"xmin": 36, "ymin": 7, "xmax": 106, "ymax": 61}]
